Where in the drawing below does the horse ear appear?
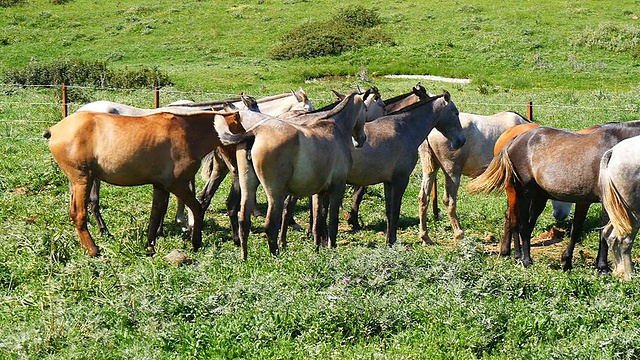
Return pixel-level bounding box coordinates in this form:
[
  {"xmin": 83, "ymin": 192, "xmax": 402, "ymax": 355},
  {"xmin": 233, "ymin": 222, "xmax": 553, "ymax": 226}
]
[
  {"xmin": 372, "ymin": 86, "xmax": 381, "ymax": 99},
  {"xmin": 442, "ymin": 89, "xmax": 451, "ymax": 102},
  {"xmin": 291, "ymin": 89, "xmax": 303, "ymax": 102},
  {"xmin": 223, "ymin": 102, "xmax": 238, "ymax": 112},
  {"xmin": 361, "ymin": 88, "xmax": 372, "ymax": 102},
  {"xmin": 332, "ymin": 89, "xmax": 346, "ymax": 101}
]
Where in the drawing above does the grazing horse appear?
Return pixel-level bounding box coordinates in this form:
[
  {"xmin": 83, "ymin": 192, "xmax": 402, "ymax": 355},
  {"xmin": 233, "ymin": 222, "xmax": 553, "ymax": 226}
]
[
  {"xmin": 467, "ymin": 121, "xmax": 640, "ymax": 271},
  {"xmin": 346, "ymin": 91, "xmax": 466, "ymax": 246},
  {"xmin": 215, "ymin": 91, "xmax": 370, "ymax": 259},
  {"xmin": 491, "ymin": 122, "xmax": 602, "ymax": 259},
  {"xmin": 599, "ymin": 135, "xmax": 640, "ymax": 281},
  {"xmin": 43, "ymin": 110, "xmax": 236, "ymax": 256},
  {"xmin": 417, "ymin": 111, "xmax": 531, "ymax": 244}
]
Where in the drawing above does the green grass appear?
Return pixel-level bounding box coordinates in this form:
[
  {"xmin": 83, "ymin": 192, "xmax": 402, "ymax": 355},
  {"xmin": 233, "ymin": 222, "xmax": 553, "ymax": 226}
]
[{"xmin": 2, "ymin": 0, "xmax": 640, "ymax": 358}]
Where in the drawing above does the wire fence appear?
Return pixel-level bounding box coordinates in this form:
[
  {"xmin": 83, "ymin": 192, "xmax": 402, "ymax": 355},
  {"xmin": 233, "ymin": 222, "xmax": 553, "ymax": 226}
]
[{"xmin": 1, "ymin": 83, "xmax": 639, "ymax": 142}]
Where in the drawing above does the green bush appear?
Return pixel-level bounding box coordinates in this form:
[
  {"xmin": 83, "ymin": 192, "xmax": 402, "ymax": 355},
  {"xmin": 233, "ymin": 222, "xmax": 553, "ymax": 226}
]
[
  {"xmin": 0, "ymin": 0, "xmax": 26, "ymax": 7},
  {"xmin": 3, "ymin": 59, "xmax": 172, "ymax": 88},
  {"xmin": 269, "ymin": 6, "xmax": 394, "ymax": 60},
  {"xmin": 573, "ymin": 23, "xmax": 640, "ymax": 53}
]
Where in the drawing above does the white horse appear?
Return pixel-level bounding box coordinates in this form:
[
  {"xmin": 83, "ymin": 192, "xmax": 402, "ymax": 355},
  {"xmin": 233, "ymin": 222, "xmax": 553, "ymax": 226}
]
[
  {"xmin": 599, "ymin": 135, "xmax": 640, "ymax": 281},
  {"xmin": 418, "ymin": 111, "xmax": 532, "ymax": 244}
]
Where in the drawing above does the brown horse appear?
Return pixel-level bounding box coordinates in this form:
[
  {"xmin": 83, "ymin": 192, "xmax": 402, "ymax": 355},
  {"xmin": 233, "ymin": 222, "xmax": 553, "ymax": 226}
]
[
  {"xmin": 215, "ymin": 91, "xmax": 370, "ymax": 259},
  {"xmin": 491, "ymin": 123, "xmax": 602, "ymax": 261},
  {"xmin": 467, "ymin": 121, "xmax": 640, "ymax": 271},
  {"xmin": 43, "ymin": 110, "xmax": 236, "ymax": 256}
]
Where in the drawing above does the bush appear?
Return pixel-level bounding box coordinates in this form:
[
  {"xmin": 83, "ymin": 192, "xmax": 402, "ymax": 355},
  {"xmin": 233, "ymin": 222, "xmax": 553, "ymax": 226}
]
[
  {"xmin": 0, "ymin": 0, "xmax": 26, "ymax": 7},
  {"xmin": 268, "ymin": 6, "xmax": 394, "ymax": 60},
  {"xmin": 3, "ymin": 59, "xmax": 172, "ymax": 88},
  {"xmin": 573, "ymin": 23, "xmax": 640, "ymax": 53}
]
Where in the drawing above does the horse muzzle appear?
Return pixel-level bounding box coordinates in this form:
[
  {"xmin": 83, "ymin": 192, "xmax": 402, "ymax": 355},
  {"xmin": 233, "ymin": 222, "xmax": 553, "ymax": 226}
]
[
  {"xmin": 353, "ymin": 133, "xmax": 367, "ymax": 148},
  {"xmin": 450, "ymin": 135, "xmax": 466, "ymax": 150}
]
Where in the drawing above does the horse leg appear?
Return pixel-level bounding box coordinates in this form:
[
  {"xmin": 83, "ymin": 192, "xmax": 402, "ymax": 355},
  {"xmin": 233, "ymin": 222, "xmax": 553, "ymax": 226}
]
[
  {"xmin": 443, "ymin": 173, "xmax": 464, "ymax": 241},
  {"xmin": 595, "ymin": 208, "xmax": 611, "ymax": 274},
  {"xmin": 88, "ymin": 179, "xmax": 111, "ymax": 236},
  {"xmin": 198, "ymin": 151, "xmax": 231, "ymax": 224},
  {"xmin": 347, "ymin": 186, "xmax": 365, "ymax": 231},
  {"xmin": 518, "ymin": 193, "xmax": 546, "ymax": 268},
  {"xmin": 418, "ymin": 168, "xmax": 438, "ymax": 245},
  {"xmin": 328, "ymin": 183, "xmax": 347, "ymax": 248},
  {"xmin": 283, "ymin": 195, "xmax": 302, "ymax": 231},
  {"xmin": 69, "ymin": 178, "xmax": 99, "ymax": 256},
  {"xmin": 432, "ymin": 180, "xmax": 439, "ymax": 220},
  {"xmin": 500, "ymin": 183, "xmax": 519, "ymax": 258},
  {"xmin": 146, "ymin": 186, "xmax": 170, "ymax": 256},
  {"xmin": 385, "ymin": 177, "xmax": 410, "ymax": 246},
  {"xmin": 616, "ymin": 229, "xmax": 637, "ymax": 281},
  {"xmin": 236, "ymin": 143, "xmax": 260, "ymax": 259},
  {"xmin": 561, "ymin": 202, "xmax": 590, "ymax": 271},
  {"xmin": 169, "ymin": 182, "xmax": 204, "ymax": 252},
  {"xmin": 263, "ymin": 192, "xmax": 286, "ymax": 256},
  {"xmin": 312, "ymin": 193, "xmax": 329, "ymax": 250},
  {"xmin": 226, "ymin": 172, "xmax": 242, "ymax": 247}
]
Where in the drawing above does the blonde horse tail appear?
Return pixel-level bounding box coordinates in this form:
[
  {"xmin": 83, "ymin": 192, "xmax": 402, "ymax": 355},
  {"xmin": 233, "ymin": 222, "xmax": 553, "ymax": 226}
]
[
  {"xmin": 600, "ymin": 150, "xmax": 633, "ymax": 238},
  {"xmin": 466, "ymin": 148, "xmax": 514, "ymax": 194}
]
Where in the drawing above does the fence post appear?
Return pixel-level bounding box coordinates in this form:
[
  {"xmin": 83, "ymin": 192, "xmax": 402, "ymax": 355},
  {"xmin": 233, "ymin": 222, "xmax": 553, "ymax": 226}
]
[
  {"xmin": 154, "ymin": 86, "xmax": 160, "ymax": 108},
  {"xmin": 62, "ymin": 83, "xmax": 68, "ymax": 118},
  {"xmin": 527, "ymin": 101, "xmax": 533, "ymax": 122}
]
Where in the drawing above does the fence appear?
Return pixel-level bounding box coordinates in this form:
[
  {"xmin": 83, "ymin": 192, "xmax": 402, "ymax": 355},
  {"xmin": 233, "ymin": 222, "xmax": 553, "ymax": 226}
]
[{"xmin": 1, "ymin": 83, "xmax": 639, "ymax": 142}]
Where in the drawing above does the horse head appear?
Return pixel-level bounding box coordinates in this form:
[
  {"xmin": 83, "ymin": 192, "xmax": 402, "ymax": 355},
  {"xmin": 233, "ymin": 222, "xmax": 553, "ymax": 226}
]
[
  {"xmin": 433, "ymin": 90, "xmax": 466, "ymax": 150},
  {"xmin": 351, "ymin": 88, "xmax": 371, "ymax": 148}
]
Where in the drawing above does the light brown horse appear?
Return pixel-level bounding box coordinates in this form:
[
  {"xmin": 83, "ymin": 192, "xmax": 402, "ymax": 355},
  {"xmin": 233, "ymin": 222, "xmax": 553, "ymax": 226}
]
[
  {"xmin": 43, "ymin": 110, "xmax": 236, "ymax": 256},
  {"xmin": 215, "ymin": 91, "xmax": 370, "ymax": 259},
  {"xmin": 467, "ymin": 121, "xmax": 640, "ymax": 271}
]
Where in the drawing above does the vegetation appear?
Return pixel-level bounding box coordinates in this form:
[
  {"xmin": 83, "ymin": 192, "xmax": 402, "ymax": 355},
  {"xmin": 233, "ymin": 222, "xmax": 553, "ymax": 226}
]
[{"xmin": 1, "ymin": 0, "xmax": 640, "ymax": 358}]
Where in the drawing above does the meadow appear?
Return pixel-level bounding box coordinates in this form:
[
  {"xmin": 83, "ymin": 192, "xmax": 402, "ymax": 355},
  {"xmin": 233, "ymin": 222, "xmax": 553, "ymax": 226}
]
[{"xmin": 2, "ymin": 0, "xmax": 640, "ymax": 358}]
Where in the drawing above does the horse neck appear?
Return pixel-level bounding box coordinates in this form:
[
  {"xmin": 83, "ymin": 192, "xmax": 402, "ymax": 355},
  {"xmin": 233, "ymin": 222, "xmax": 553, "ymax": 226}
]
[
  {"xmin": 323, "ymin": 96, "xmax": 362, "ymax": 139},
  {"xmin": 391, "ymin": 99, "xmax": 440, "ymax": 146},
  {"xmin": 384, "ymin": 92, "xmax": 419, "ymax": 113}
]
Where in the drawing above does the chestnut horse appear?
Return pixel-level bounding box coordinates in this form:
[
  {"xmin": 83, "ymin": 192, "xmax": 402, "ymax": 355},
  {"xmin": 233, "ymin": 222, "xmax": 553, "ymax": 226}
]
[
  {"xmin": 467, "ymin": 121, "xmax": 640, "ymax": 271},
  {"xmin": 599, "ymin": 135, "xmax": 640, "ymax": 281},
  {"xmin": 215, "ymin": 91, "xmax": 370, "ymax": 259},
  {"xmin": 43, "ymin": 110, "xmax": 236, "ymax": 256}
]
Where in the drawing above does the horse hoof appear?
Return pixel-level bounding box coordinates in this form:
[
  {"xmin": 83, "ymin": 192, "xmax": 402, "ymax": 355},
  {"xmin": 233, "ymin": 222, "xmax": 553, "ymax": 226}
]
[
  {"xmin": 291, "ymin": 223, "xmax": 303, "ymax": 231},
  {"xmin": 146, "ymin": 246, "xmax": 156, "ymax": 257}
]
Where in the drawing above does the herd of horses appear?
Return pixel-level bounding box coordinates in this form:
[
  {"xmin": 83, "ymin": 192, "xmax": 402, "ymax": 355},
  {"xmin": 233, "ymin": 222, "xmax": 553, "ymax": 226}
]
[{"xmin": 42, "ymin": 84, "xmax": 640, "ymax": 281}]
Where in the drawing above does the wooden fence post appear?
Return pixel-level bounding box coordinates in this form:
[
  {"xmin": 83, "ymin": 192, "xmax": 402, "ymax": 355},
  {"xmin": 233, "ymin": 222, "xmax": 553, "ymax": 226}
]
[
  {"xmin": 62, "ymin": 83, "xmax": 68, "ymax": 118},
  {"xmin": 527, "ymin": 101, "xmax": 533, "ymax": 122},
  {"xmin": 154, "ymin": 86, "xmax": 160, "ymax": 108}
]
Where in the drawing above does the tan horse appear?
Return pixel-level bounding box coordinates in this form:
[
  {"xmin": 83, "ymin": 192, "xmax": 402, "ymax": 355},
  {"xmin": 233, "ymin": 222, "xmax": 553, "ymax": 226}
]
[
  {"xmin": 215, "ymin": 91, "xmax": 370, "ymax": 259},
  {"xmin": 43, "ymin": 110, "xmax": 236, "ymax": 256}
]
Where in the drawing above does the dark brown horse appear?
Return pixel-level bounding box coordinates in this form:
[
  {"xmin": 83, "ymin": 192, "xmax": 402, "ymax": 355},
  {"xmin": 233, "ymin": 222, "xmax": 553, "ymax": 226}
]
[{"xmin": 467, "ymin": 121, "xmax": 640, "ymax": 271}]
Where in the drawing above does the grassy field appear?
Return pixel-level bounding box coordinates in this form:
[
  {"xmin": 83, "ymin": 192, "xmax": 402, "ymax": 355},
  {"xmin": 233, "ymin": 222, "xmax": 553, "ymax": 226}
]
[{"xmin": 2, "ymin": 0, "xmax": 640, "ymax": 358}]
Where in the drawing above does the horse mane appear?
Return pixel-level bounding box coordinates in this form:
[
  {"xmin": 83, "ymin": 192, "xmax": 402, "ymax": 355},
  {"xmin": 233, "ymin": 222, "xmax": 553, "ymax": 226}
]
[
  {"xmin": 508, "ymin": 110, "xmax": 532, "ymax": 123},
  {"xmin": 382, "ymin": 91, "xmax": 414, "ymax": 105},
  {"xmin": 386, "ymin": 94, "xmax": 443, "ymax": 115},
  {"xmin": 256, "ymin": 92, "xmax": 294, "ymax": 103},
  {"xmin": 319, "ymin": 92, "xmax": 358, "ymax": 119}
]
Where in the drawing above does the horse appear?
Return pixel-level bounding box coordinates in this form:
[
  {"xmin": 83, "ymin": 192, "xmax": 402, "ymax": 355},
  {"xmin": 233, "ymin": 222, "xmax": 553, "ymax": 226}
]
[
  {"xmin": 491, "ymin": 122, "xmax": 602, "ymax": 259},
  {"xmin": 43, "ymin": 110, "xmax": 237, "ymax": 256},
  {"xmin": 599, "ymin": 135, "xmax": 640, "ymax": 281},
  {"xmin": 416, "ymin": 111, "xmax": 532, "ymax": 245},
  {"xmin": 345, "ymin": 90, "xmax": 466, "ymax": 246},
  {"xmin": 466, "ymin": 121, "xmax": 640, "ymax": 271},
  {"xmin": 214, "ymin": 91, "xmax": 370, "ymax": 259}
]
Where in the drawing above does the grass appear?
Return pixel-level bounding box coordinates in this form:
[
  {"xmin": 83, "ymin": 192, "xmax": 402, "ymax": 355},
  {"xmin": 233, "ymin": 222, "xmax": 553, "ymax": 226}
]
[{"xmin": 2, "ymin": 0, "xmax": 640, "ymax": 358}]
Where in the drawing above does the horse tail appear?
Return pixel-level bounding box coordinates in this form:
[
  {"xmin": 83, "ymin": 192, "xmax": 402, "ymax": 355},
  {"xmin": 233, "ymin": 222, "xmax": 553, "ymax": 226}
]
[
  {"xmin": 42, "ymin": 128, "xmax": 52, "ymax": 139},
  {"xmin": 466, "ymin": 147, "xmax": 514, "ymax": 194},
  {"xmin": 600, "ymin": 150, "xmax": 634, "ymax": 238},
  {"xmin": 200, "ymin": 152, "xmax": 214, "ymax": 181}
]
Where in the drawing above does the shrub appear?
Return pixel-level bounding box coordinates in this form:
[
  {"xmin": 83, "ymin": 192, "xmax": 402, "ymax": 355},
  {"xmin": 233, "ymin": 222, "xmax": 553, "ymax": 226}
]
[
  {"xmin": 268, "ymin": 6, "xmax": 394, "ymax": 60},
  {"xmin": 573, "ymin": 23, "xmax": 640, "ymax": 53},
  {"xmin": 3, "ymin": 59, "xmax": 172, "ymax": 88},
  {"xmin": 0, "ymin": 0, "xmax": 26, "ymax": 7}
]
